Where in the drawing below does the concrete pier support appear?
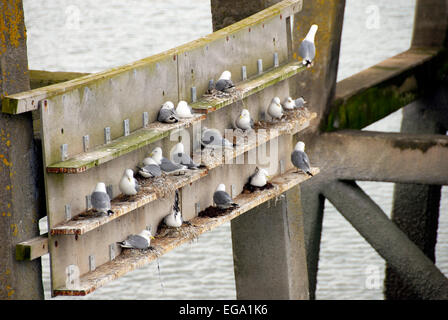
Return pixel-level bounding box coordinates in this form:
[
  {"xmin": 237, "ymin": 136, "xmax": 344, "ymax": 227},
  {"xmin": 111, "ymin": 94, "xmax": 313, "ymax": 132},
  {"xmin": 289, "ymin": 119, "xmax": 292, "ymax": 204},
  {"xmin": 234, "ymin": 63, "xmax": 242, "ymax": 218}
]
[
  {"xmin": 0, "ymin": 0, "xmax": 44, "ymax": 299},
  {"xmin": 231, "ymin": 187, "xmax": 309, "ymax": 299},
  {"xmin": 385, "ymin": 0, "xmax": 448, "ymax": 300}
]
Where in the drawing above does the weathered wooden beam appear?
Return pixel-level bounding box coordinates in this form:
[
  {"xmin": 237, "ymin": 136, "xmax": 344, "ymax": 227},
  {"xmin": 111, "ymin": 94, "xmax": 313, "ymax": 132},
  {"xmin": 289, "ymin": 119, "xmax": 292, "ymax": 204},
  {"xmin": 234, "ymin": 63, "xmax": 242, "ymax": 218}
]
[
  {"xmin": 52, "ymin": 167, "xmax": 319, "ymax": 296},
  {"xmin": 2, "ymin": 0, "xmax": 302, "ymax": 115},
  {"xmin": 322, "ymin": 180, "xmax": 448, "ymax": 300},
  {"xmin": 50, "ymin": 111, "xmax": 315, "ymax": 235},
  {"xmin": 15, "ymin": 234, "xmax": 48, "ymax": 261},
  {"xmin": 325, "ymin": 48, "xmax": 448, "ymax": 132},
  {"xmin": 307, "ymin": 130, "xmax": 448, "ymax": 185},
  {"xmin": 44, "ymin": 61, "xmax": 308, "ymax": 174},
  {"xmin": 29, "ymin": 70, "xmax": 89, "ymax": 90}
]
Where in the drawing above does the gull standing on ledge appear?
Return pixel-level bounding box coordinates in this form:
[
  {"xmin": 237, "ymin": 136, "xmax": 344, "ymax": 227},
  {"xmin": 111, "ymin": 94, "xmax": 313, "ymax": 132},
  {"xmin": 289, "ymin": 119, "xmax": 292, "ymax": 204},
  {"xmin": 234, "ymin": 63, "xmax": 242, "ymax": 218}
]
[
  {"xmin": 171, "ymin": 142, "xmax": 200, "ymax": 170},
  {"xmin": 201, "ymin": 126, "xmax": 234, "ymax": 149},
  {"xmin": 267, "ymin": 97, "xmax": 283, "ymax": 121},
  {"xmin": 299, "ymin": 24, "xmax": 318, "ymax": 68},
  {"xmin": 119, "ymin": 229, "xmax": 154, "ymax": 250},
  {"xmin": 215, "ymin": 70, "xmax": 235, "ymax": 92},
  {"xmin": 291, "ymin": 141, "xmax": 313, "ymax": 176},
  {"xmin": 235, "ymin": 109, "xmax": 254, "ymax": 131},
  {"xmin": 91, "ymin": 182, "xmax": 114, "ymax": 216},
  {"xmin": 149, "ymin": 147, "xmax": 187, "ymax": 175},
  {"xmin": 213, "ymin": 184, "xmax": 239, "ymax": 210},
  {"xmin": 119, "ymin": 168, "xmax": 141, "ymax": 196}
]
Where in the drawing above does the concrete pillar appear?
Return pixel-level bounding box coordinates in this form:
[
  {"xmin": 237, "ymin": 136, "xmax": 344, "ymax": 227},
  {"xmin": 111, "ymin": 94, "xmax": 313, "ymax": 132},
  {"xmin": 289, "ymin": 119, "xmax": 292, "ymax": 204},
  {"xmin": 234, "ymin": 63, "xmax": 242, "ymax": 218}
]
[
  {"xmin": 289, "ymin": 0, "xmax": 346, "ymax": 299},
  {"xmin": 385, "ymin": 0, "xmax": 448, "ymax": 300},
  {"xmin": 323, "ymin": 180, "xmax": 448, "ymax": 300},
  {"xmin": 0, "ymin": 0, "xmax": 45, "ymax": 299},
  {"xmin": 231, "ymin": 187, "xmax": 309, "ymax": 299}
]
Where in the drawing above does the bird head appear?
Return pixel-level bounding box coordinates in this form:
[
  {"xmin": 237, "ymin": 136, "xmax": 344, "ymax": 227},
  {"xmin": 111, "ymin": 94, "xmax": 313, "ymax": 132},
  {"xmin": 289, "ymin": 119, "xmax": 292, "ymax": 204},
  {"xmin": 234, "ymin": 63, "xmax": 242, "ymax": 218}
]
[
  {"xmin": 161, "ymin": 101, "xmax": 174, "ymax": 110},
  {"xmin": 216, "ymin": 183, "xmax": 226, "ymax": 192},
  {"xmin": 219, "ymin": 70, "xmax": 232, "ymax": 81},
  {"xmin": 94, "ymin": 182, "xmax": 107, "ymax": 193},
  {"xmin": 295, "ymin": 141, "xmax": 306, "ymax": 152},
  {"xmin": 273, "ymin": 97, "xmax": 281, "ymax": 105},
  {"xmin": 124, "ymin": 168, "xmax": 134, "ymax": 181},
  {"xmin": 240, "ymin": 109, "xmax": 250, "ymax": 119},
  {"xmin": 177, "ymin": 100, "xmax": 188, "ymax": 109}
]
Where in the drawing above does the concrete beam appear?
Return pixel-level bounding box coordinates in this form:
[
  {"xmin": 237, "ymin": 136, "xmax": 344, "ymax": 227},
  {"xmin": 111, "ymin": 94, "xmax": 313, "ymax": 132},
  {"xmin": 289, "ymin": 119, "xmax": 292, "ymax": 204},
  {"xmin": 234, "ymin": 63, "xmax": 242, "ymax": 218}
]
[
  {"xmin": 29, "ymin": 70, "xmax": 89, "ymax": 89},
  {"xmin": 412, "ymin": 0, "xmax": 448, "ymax": 49},
  {"xmin": 322, "ymin": 179, "xmax": 448, "ymax": 300},
  {"xmin": 307, "ymin": 130, "xmax": 448, "ymax": 185},
  {"xmin": 326, "ymin": 48, "xmax": 448, "ymax": 132}
]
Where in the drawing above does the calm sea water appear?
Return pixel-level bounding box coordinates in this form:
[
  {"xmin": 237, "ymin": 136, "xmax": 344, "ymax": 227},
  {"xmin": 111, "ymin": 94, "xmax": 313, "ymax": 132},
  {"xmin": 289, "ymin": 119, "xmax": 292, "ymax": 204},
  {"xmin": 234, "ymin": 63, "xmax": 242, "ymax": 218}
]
[{"xmin": 24, "ymin": 0, "xmax": 447, "ymax": 300}]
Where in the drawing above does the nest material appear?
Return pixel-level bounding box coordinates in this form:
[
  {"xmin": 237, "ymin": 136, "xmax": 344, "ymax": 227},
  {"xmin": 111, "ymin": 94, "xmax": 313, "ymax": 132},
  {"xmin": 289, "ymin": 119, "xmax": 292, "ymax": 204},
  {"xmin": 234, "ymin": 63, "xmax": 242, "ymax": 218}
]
[
  {"xmin": 242, "ymin": 181, "xmax": 274, "ymax": 194},
  {"xmin": 202, "ymin": 87, "xmax": 243, "ymax": 102},
  {"xmin": 155, "ymin": 221, "xmax": 200, "ymax": 241},
  {"xmin": 198, "ymin": 205, "xmax": 234, "ymax": 218}
]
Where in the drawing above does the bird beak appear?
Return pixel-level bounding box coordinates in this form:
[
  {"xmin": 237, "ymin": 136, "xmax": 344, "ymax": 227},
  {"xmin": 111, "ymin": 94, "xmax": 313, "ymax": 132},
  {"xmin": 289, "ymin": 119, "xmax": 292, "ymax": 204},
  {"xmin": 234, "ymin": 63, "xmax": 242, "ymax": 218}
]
[
  {"xmin": 151, "ymin": 236, "xmax": 155, "ymax": 239},
  {"xmin": 128, "ymin": 178, "xmax": 131, "ymax": 182}
]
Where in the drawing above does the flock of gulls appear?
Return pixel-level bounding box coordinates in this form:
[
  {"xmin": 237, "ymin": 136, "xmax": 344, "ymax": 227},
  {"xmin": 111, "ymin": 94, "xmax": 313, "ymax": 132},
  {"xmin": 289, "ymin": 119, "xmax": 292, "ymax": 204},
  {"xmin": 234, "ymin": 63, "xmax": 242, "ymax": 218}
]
[{"xmin": 88, "ymin": 24, "xmax": 318, "ymax": 251}]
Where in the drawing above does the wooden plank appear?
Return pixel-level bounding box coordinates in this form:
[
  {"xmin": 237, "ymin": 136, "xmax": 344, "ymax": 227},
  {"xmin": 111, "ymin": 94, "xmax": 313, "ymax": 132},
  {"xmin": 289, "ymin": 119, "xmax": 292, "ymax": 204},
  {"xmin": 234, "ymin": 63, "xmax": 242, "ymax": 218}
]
[
  {"xmin": 49, "ymin": 109, "xmax": 316, "ymax": 235},
  {"xmin": 2, "ymin": 0, "xmax": 302, "ymax": 115},
  {"xmin": 44, "ymin": 61, "xmax": 306, "ymax": 174},
  {"xmin": 15, "ymin": 234, "xmax": 49, "ymax": 261},
  {"xmin": 52, "ymin": 166, "xmax": 319, "ymax": 296}
]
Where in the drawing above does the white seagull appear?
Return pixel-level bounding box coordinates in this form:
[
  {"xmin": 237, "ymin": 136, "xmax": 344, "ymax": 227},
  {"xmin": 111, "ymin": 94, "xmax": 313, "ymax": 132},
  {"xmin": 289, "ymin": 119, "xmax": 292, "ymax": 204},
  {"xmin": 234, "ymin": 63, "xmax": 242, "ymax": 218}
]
[
  {"xmin": 171, "ymin": 142, "xmax": 200, "ymax": 170},
  {"xmin": 163, "ymin": 190, "xmax": 183, "ymax": 228},
  {"xmin": 291, "ymin": 141, "xmax": 313, "ymax": 176},
  {"xmin": 282, "ymin": 97, "xmax": 296, "ymax": 111},
  {"xmin": 149, "ymin": 147, "xmax": 187, "ymax": 175},
  {"xmin": 249, "ymin": 167, "xmax": 270, "ymax": 188},
  {"xmin": 176, "ymin": 100, "xmax": 194, "ymax": 118},
  {"xmin": 299, "ymin": 24, "xmax": 318, "ymax": 67},
  {"xmin": 158, "ymin": 101, "xmax": 179, "ymax": 123},
  {"xmin": 138, "ymin": 156, "xmax": 162, "ymax": 178},
  {"xmin": 294, "ymin": 97, "xmax": 307, "ymax": 108},
  {"xmin": 201, "ymin": 126, "xmax": 234, "ymax": 149},
  {"xmin": 267, "ymin": 97, "xmax": 283, "ymax": 121},
  {"xmin": 235, "ymin": 109, "xmax": 254, "ymax": 131},
  {"xmin": 213, "ymin": 184, "xmax": 239, "ymax": 210},
  {"xmin": 119, "ymin": 168, "xmax": 140, "ymax": 196},
  {"xmin": 91, "ymin": 182, "xmax": 114, "ymax": 216}
]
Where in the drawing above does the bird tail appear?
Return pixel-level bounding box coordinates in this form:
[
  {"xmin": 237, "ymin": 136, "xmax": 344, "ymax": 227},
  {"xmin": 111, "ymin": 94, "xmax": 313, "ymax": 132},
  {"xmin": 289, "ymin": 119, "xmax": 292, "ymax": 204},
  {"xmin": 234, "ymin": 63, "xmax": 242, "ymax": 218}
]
[
  {"xmin": 231, "ymin": 203, "xmax": 239, "ymax": 208},
  {"xmin": 306, "ymin": 171, "xmax": 314, "ymax": 177}
]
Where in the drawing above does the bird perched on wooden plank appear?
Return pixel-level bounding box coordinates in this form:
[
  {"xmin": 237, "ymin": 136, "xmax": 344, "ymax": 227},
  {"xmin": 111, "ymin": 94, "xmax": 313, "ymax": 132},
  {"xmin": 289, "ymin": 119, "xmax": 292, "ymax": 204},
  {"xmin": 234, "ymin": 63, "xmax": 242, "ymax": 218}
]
[
  {"xmin": 235, "ymin": 108, "xmax": 254, "ymax": 131},
  {"xmin": 213, "ymin": 184, "xmax": 239, "ymax": 210},
  {"xmin": 171, "ymin": 142, "xmax": 200, "ymax": 170},
  {"xmin": 119, "ymin": 228, "xmax": 154, "ymax": 250},
  {"xmin": 163, "ymin": 190, "xmax": 183, "ymax": 228},
  {"xmin": 119, "ymin": 168, "xmax": 141, "ymax": 196},
  {"xmin": 267, "ymin": 96, "xmax": 283, "ymax": 121},
  {"xmin": 291, "ymin": 141, "xmax": 313, "ymax": 176},
  {"xmin": 158, "ymin": 101, "xmax": 179, "ymax": 123},
  {"xmin": 215, "ymin": 70, "xmax": 235, "ymax": 92},
  {"xmin": 91, "ymin": 182, "xmax": 114, "ymax": 216}
]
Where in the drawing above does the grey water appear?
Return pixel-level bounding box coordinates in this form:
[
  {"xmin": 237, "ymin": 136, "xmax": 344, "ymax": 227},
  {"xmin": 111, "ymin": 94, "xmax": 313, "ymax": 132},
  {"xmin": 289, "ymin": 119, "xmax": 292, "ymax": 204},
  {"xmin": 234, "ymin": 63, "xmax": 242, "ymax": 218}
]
[{"xmin": 24, "ymin": 0, "xmax": 447, "ymax": 300}]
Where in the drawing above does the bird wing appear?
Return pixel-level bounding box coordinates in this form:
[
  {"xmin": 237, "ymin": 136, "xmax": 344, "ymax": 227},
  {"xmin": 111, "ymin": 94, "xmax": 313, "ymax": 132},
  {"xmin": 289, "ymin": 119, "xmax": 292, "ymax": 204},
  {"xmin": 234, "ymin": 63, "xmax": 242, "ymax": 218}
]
[
  {"xmin": 215, "ymin": 79, "xmax": 234, "ymax": 91},
  {"xmin": 140, "ymin": 164, "xmax": 162, "ymax": 177},
  {"xmin": 158, "ymin": 108, "xmax": 178, "ymax": 123},
  {"xmin": 91, "ymin": 191, "xmax": 111, "ymax": 211},
  {"xmin": 213, "ymin": 190, "xmax": 233, "ymax": 205},
  {"xmin": 120, "ymin": 235, "xmax": 149, "ymax": 249},
  {"xmin": 291, "ymin": 150, "xmax": 311, "ymax": 172},
  {"xmin": 161, "ymin": 157, "xmax": 185, "ymax": 172}
]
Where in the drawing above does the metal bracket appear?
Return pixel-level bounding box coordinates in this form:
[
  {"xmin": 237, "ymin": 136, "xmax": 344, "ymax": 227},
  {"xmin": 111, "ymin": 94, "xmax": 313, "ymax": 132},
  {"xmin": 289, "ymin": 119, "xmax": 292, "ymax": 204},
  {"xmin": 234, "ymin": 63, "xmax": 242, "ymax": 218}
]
[
  {"xmin": 123, "ymin": 119, "xmax": 130, "ymax": 136},
  {"xmin": 257, "ymin": 59, "xmax": 263, "ymax": 74},
  {"xmin": 195, "ymin": 202, "xmax": 201, "ymax": 215},
  {"xmin": 89, "ymin": 255, "xmax": 96, "ymax": 272},
  {"xmin": 83, "ymin": 135, "xmax": 89, "ymax": 152},
  {"xmin": 280, "ymin": 159, "xmax": 285, "ymax": 174},
  {"xmin": 85, "ymin": 195, "xmax": 92, "ymax": 210},
  {"xmin": 109, "ymin": 244, "xmax": 116, "ymax": 261},
  {"xmin": 65, "ymin": 204, "xmax": 71, "ymax": 221},
  {"xmin": 274, "ymin": 52, "xmax": 279, "ymax": 67},
  {"xmin": 61, "ymin": 144, "xmax": 68, "ymax": 161},
  {"xmin": 231, "ymin": 184, "xmax": 237, "ymax": 199},
  {"xmin": 143, "ymin": 112, "xmax": 149, "ymax": 128},
  {"xmin": 104, "ymin": 127, "xmax": 111, "ymax": 144},
  {"xmin": 241, "ymin": 66, "xmax": 247, "ymax": 81},
  {"xmin": 106, "ymin": 185, "xmax": 113, "ymax": 199},
  {"xmin": 191, "ymin": 87, "xmax": 197, "ymax": 103}
]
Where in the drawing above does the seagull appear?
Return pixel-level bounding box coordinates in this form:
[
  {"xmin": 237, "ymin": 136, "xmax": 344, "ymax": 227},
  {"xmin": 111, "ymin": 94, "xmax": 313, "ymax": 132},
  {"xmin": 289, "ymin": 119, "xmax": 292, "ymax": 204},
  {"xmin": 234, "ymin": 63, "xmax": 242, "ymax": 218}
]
[
  {"xmin": 158, "ymin": 101, "xmax": 179, "ymax": 123},
  {"xmin": 291, "ymin": 141, "xmax": 313, "ymax": 176},
  {"xmin": 171, "ymin": 142, "xmax": 200, "ymax": 170},
  {"xmin": 207, "ymin": 79, "xmax": 215, "ymax": 94},
  {"xmin": 118, "ymin": 228, "xmax": 154, "ymax": 250},
  {"xmin": 149, "ymin": 147, "xmax": 187, "ymax": 175},
  {"xmin": 294, "ymin": 96, "xmax": 307, "ymax": 108},
  {"xmin": 201, "ymin": 126, "xmax": 234, "ymax": 149},
  {"xmin": 299, "ymin": 24, "xmax": 318, "ymax": 68},
  {"xmin": 119, "ymin": 168, "xmax": 141, "ymax": 196},
  {"xmin": 249, "ymin": 167, "xmax": 270, "ymax": 188},
  {"xmin": 267, "ymin": 97, "xmax": 283, "ymax": 121},
  {"xmin": 138, "ymin": 156, "xmax": 162, "ymax": 178},
  {"xmin": 163, "ymin": 190, "xmax": 183, "ymax": 228},
  {"xmin": 91, "ymin": 182, "xmax": 114, "ymax": 216},
  {"xmin": 215, "ymin": 70, "xmax": 235, "ymax": 92},
  {"xmin": 176, "ymin": 100, "xmax": 194, "ymax": 118},
  {"xmin": 235, "ymin": 109, "xmax": 254, "ymax": 131},
  {"xmin": 213, "ymin": 184, "xmax": 239, "ymax": 210},
  {"xmin": 282, "ymin": 97, "xmax": 296, "ymax": 111}
]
